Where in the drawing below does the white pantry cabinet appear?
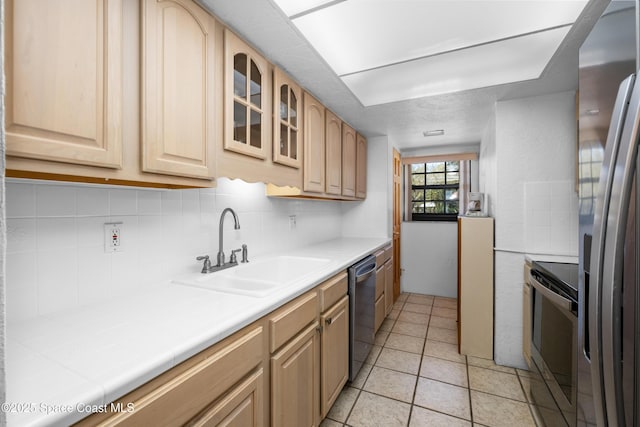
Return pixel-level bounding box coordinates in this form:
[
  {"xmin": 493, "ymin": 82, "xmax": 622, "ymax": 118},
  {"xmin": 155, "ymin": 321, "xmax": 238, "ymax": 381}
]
[{"xmin": 457, "ymin": 216, "xmax": 494, "ymax": 359}]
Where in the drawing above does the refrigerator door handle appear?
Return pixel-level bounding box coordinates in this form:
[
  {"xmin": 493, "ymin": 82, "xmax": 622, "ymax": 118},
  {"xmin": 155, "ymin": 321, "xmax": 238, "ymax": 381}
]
[
  {"xmin": 590, "ymin": 73, "xmax": 636, "ymax": 427},
  {"xmin": 602, "ymin": 75, "xmax": 640, "ymax": 427}
]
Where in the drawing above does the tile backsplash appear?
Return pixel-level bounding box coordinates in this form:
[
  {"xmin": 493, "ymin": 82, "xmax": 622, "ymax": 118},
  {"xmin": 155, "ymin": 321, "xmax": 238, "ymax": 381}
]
[
  {"xmin": 6, "ymin": 178, "xmax": 343, "ymax": 322},
  {"xmin": 524, "ymin": 180, "xmax": 578, "ymax": 255}
]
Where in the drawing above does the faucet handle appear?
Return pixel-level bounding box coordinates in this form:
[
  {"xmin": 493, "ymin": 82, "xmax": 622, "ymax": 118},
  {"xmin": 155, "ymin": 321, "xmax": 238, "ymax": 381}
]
[
  {"xmin": 241, "ymin": 244, "xmax": 249, "ymax": 263},
  {"xmin": 230, "ymin": 249, "xmax": 241, "ymax": 264},
  {"xmin": 196, "ymin": 255, "xmax": 212, "ymax": 273}
]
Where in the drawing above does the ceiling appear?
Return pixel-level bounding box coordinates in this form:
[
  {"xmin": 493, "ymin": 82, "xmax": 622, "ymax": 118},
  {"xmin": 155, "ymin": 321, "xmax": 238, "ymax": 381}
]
[{"xmin": 198, "ymin": 0, "xmax": 610, "ymax": 151}]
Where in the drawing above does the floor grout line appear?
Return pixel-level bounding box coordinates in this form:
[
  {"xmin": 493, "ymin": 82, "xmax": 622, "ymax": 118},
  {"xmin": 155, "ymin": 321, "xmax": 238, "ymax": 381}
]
[
  {"xmin": 328, "ymin": 292, "xmax": 537, "ymax": 427},
  {"xmin": 407, "ymin": 311, "xmax": 430, "ymax": 426},
  {"xmin": 465, "ymin": 352, "xmax": 474, "ymax": 424}
]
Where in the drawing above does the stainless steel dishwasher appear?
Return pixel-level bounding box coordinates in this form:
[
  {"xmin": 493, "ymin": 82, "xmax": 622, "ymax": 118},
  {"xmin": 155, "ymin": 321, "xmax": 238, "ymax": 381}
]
[{"xmin": 348, "ymin": 254, "xmax": 377, "ymax": 381}]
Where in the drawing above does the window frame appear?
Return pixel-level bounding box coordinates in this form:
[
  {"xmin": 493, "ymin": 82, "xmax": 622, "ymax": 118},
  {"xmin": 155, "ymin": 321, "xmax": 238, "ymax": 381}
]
[{"xmin": 410, "ymin": 160, "xmax": 460, "ymax": 222}]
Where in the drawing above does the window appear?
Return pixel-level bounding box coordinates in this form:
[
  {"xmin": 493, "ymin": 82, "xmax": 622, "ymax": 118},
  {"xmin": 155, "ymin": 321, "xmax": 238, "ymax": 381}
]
[
  {"xmin": 411, "ymin": 161, "xmax": 460, "ymax": 221},
  {"xmin": 402, "ymin": 152, "xmax": 477, "ymax": 222}
]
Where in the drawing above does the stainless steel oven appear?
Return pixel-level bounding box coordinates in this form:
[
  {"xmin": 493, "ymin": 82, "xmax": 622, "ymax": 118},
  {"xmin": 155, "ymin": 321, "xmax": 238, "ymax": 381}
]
[{"xmin": 529, "ymin": 261, "xmax": 579, "ymax": 427}]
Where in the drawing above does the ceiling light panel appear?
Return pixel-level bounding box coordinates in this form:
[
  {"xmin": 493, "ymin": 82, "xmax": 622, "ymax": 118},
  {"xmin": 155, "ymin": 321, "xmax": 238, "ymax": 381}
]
[
  {"xmin": 271, "ymin": 0, "xmax": 339, "ymax": 18},
  {"xmin": 291, "ymin": 0, "xmax": 587, "ymax": 76},
  {"xmin": 342, "ymin": 26, "xmax": 571, "ymax": 106}
]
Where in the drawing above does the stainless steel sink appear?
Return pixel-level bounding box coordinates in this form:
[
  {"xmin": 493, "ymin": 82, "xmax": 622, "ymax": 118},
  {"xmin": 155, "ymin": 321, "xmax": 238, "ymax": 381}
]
[{"xmin": 173, "ymin": 255, "xmax": 331, "ymax": 297}]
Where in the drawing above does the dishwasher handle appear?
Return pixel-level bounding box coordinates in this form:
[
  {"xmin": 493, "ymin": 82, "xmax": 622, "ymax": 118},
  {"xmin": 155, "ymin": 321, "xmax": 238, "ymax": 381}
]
[{"xmin": 355, "ymin": 264, "xmax": 376, "ymax": 283}]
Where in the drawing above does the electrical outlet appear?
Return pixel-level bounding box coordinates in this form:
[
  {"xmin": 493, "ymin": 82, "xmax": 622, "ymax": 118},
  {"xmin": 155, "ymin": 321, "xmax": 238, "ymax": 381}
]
[
  {"xmin": 104, "ymin": 222, "xmax": 123, "ymax": 252},
  {"xmin": 289, "ymin": 215, "xmax": 297, "ymax": 230}
]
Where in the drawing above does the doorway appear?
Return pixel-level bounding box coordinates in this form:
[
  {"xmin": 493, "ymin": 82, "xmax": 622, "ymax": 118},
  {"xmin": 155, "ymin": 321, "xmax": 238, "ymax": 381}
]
[{"xmin": 393, "ymin": 148, "xmax": 401, "ymax": 300}]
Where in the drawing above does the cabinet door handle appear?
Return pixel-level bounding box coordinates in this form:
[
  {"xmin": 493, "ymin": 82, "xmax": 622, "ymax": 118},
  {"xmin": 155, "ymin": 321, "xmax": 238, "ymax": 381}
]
[{"xmin": 326, "ymin": 317, "xmax": 333, "ymax": 325}]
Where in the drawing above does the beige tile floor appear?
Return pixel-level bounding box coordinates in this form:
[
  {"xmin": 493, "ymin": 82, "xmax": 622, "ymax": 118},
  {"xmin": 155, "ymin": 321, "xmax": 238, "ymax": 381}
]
[{"xmin": 321, "ymin": 293, "xmax": 537, "ymax": 427}]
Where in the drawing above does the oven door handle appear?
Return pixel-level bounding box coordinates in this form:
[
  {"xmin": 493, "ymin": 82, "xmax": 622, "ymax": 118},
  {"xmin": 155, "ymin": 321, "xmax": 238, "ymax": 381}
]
[{"xmin": 530, "ymin": 277, "xmax": 572, "ymax": 312}]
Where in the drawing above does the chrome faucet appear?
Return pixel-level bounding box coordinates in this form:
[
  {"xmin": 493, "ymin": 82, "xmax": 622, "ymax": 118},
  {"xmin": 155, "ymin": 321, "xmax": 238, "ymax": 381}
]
[
  {"xmin": 217, "ymin": 207, "xmax": 240, "ymax": 266},
  {"xmin": 196, "ymin": 207, "xmax": 247, "ymax": 274}
]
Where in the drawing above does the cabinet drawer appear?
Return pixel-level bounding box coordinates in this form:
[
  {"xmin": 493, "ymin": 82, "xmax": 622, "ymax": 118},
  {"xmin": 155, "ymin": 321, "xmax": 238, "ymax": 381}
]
[
  {"xmin": 81, "ymin": 325, "xmax": 264, "ymax": 426},
  {"xmin": 318, "ymin": 271, "xmax": 348, "ymax": 312},
  {"xmin": 375, "ymin": 266, "xmax": 385, "ymax": 300},
  {"xmin": 383, "ymin": 245, "xmax": 392, "ymax": 263},
  {"xmin": 384, "ymin": 260, "xmax": 393, "ymax": 316},
  {"xmin": 269, "ymin": 291, "xmax": 318, "ymax": 353},
  {"xmin": 189, "ymin": 368, "xmax": 264, "ymax": 427},
  {"xmin": 374, "ymin": 295, "xmax": 385, "ymax": 333}
]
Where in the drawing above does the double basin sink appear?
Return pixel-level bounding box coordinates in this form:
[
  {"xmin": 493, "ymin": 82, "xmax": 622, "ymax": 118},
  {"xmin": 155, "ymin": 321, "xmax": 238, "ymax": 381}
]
[{"xmin": 173, "ymin": 256, "xmax": 331, "ymax": 297}]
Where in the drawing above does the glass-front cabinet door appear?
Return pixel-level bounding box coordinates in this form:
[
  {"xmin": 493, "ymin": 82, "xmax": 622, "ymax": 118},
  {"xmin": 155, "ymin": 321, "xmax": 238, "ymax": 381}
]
[
  {"xmin": 224, "ymin": 29, "xmax": 269, "ymax": 159},
  {"xmin": 273, "ymin": 68, "xmax": 302, "ymax": 169}
]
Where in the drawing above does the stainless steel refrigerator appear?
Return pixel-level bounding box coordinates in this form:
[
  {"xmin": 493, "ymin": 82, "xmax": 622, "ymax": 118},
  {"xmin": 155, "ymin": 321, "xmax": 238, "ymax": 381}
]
[{"xmin": 578, "ymin": 1, "xmax": 639, "ymax": 425}]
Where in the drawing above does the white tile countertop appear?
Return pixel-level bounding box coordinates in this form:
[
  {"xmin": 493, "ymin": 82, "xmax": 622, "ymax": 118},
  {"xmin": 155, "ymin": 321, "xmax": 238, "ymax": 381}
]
[{"xmin": 7, "ymin": 237, "xmax": 390, "ymax": 427}]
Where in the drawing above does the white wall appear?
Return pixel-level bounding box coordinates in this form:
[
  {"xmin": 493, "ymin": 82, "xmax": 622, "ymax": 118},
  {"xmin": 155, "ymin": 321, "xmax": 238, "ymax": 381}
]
[
  {"xmin": 5, "ymin": 178, "xmax": 344, "ymax": 323},
  {"xmin": 399, "ymin": 144, "xmax": 480, "ymax": 297},
  {"xmin": 342, "ymin": 135, "xmax": 391, "ymax": 238},
  {"xmin": 480, "ymin": 91, "xmax": 579, "ymax": 369},
  {"xmin": 479, "ymin": 107, "xmax": 497, "ymax": 217},
  {"xmin": 493, "ymin": 92, "xmax": 578, "ymax": 255},
  {"xmin": 401, "ymin": 221, "xmax": 458, "ymax": 297}
]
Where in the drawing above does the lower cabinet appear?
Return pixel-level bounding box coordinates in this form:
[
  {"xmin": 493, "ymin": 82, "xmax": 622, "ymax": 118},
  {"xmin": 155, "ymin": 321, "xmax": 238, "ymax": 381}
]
[
  {"xmin": 374, "ymin": 294, "xmax": 385, "ymax": 333},
  {"xmin": 374, "ymin": 257, "xmax": 385, "ymax": 333},
  {"xmin": 374, "ymin": 245, "xmax": 393, "ymax": 332},
  {"xmin": 384, "ymin": 257, "xmax": 394, "ymax": 316},
  {"xmin": 75, "ymin": 325, "xmax": 266, "ymax": 427},
  {"xmin": 270, "ymin": 272, "xmax": 349, "ymax": 426},
  {"xmin": 75, "ymin": 270, "xmax": 351, "ymax": 427},
  {"xmin": 271, "ymin": 322, "xmax": 320, "ymax": 427},
  {"xmin": 320, "ymin": 296, "xmax": 349, "ymax": 418},
  {"xmin": 189, "ymin": 368, "xmax": 264, "ymax": 427}
]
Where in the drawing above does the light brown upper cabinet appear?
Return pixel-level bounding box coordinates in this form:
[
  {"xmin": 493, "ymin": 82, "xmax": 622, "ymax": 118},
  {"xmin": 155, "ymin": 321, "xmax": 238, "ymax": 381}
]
[
  {"xmin": 5, "ymin": 0, "xmax": 123, "ymax": 169},
  {"xmin": 273, "ymin": 68, "xmax": 302, "ymax": 169},
  {"xmin": 303, "ymin": 92, "xmax": 326, "ymax": 193},
  {"xmin": 325, "ymin": 110, "xmax": 342, "ymax": 196},
  {"xmin": 142, "ymin": 0, "xmax": 216, "ymax": 180},
  {"xmin": 341, "ymin": 124, "xmax": 356, "ymax": 198},
  {"xmin": 356, "ymin": 133, "xmax": 367, "ymax": 199},
  {"xmin": 224, "ymin": 29, "xmax": 269, "ymax": 160}
]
